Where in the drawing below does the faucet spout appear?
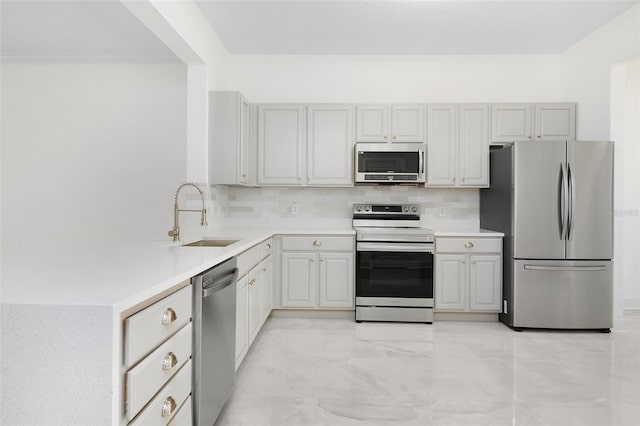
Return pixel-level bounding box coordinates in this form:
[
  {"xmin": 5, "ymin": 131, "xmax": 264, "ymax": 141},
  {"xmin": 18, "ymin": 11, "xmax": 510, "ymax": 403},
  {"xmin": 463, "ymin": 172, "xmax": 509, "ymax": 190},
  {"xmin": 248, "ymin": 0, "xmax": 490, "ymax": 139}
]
[{"xmin": 168, "ymin": 182, "xmax": 208, "ymax": 242}]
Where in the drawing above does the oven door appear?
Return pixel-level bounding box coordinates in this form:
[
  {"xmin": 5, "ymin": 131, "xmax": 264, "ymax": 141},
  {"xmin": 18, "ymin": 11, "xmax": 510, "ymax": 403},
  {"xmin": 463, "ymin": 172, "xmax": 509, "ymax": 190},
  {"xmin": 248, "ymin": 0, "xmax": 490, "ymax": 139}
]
[{"xmin": 356, "ymin": 242, "xmax": 434, "ymax": 305}]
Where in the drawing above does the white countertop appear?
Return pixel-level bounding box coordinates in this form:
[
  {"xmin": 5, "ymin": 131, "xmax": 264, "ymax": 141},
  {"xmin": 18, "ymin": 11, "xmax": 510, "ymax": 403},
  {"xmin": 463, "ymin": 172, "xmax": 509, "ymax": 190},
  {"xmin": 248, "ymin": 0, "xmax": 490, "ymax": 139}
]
[
  {"xmin": 1, "ymin": 227, "xmax": 355, "ymax": 312},
  {"xmin": 2, "ymin": 225, "xmax": 504, "ymax": 312},
  {"xmin": 434, "ymin": 229, "xmax": 504, "ymax": 237}
]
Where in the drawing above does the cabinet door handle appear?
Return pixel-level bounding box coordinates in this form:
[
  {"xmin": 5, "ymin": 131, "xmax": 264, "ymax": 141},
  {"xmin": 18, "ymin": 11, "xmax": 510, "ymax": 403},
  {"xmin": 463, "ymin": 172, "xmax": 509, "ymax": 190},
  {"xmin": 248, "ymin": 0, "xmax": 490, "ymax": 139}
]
[
  {"xmin": 452, "ymin": 177, "xmax": 456, "ymax": 183},
  {"xmin": 267, "ymin": 243, "xmax": 271, "ymax": 250},
  {"xmin": 320, "ymin": 258, "xmax": 325, "ymax": 262},
  {"xmin": 392, "ymin": 135, "xmax": 397, "ymax": 140},
  {"xmin": 384, "ymin": 135, "xmax": 388, "ymax": 139},
  {"xmin": 162, "ymin": 352, "xmax": 178, "ymax": 370},
  {"xmin": 313, "ymin": 240, "xmax": 322, "ymax": 246},
  {"xmin": 161, "ymin": 308, "xmax": 177, "ymax": 325},
  {"xmin": 464, "ymin": 242, "xmax": 474, "ymax": 248},
  {"xmin": 161, "ymin": 396, "xmax": 177, "ymax": 417},
  {"xmin": 249, "ymin": 279, "xmax": 256, "ymax": 286}
]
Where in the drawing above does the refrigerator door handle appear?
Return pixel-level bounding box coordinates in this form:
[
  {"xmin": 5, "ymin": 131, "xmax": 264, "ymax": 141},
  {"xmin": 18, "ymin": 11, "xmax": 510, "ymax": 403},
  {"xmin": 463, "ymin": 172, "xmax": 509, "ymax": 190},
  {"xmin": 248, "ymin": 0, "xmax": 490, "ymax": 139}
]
[
  {"xmin": 524, "ymin": 264, "xmax": 608, "ymax": 272},
  {"xmin": 558, "ymin": 162, "xmax": 568, "ymax": 240},
  {"xmin": 567, "ymin": 162, "xmax": 575, "ymax": 240}
]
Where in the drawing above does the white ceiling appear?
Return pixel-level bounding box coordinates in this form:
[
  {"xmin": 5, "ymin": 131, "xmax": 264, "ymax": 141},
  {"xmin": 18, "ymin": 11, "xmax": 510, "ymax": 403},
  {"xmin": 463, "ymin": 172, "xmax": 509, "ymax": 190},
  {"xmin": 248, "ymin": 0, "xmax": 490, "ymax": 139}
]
[
  {"xmin": 195, "ymin": 0, "xmax": 639, "ymax": 55},
  {"xmin": 1, "ymin": 0, "xmax": 636, "ymax": 61},
  {"xmin": 0, "ymin": 0, "xmax": 179, "ymax": 62}
]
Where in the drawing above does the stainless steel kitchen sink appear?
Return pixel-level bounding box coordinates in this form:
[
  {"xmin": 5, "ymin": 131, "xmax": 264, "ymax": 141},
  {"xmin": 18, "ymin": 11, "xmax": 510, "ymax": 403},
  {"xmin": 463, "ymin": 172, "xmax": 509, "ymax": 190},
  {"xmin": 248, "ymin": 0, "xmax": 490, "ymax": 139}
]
[{"xmin": 182, "ymin": 239, "xmax": 239, "ymax": 247}]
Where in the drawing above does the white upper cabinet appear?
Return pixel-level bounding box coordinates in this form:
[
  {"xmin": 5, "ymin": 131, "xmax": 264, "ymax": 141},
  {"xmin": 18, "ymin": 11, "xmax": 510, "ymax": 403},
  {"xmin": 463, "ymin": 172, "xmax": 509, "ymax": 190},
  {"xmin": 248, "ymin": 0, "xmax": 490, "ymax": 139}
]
[
  {"xmin": 307, "ymin": 105, "xmax": 354, "ymax": 186},
  {"xmin": 356, "ymin": 105, "xmax": 388, "ymax": 142},
  {"xmin": 426, "ymin": 104, "xmax": 489, "ymax": 188},
  {"xmin": 209, "ymin": 91, "xmax": 252, "ymax": 186},
  {"xmin": 534, "ymin": 103, "xmax": 576, "ymax": 141},
  {"xmin": 491, "ymin": 103, "xmax": 576, "ymax": 143},
  {"xmin": 391, "ymin": 105, "xmax": 425, "ymax": 143},
  {"xmin": 491, "ymin": 104, "xmax": 532, "ymax": 142},
  {"xmin": 459, "ymin": 104, "xmax": 490, "ymax": 187},
  {"xmin": 356, "ymin": 104, "xmax": 424, "ymax": 143},
  {"xmin": 257, "ymin": 104, "xmax": 306, "ymax": 185},
  {"xmin": 426, "ymin": 105, "xmax": 457, "ymax": 186}
]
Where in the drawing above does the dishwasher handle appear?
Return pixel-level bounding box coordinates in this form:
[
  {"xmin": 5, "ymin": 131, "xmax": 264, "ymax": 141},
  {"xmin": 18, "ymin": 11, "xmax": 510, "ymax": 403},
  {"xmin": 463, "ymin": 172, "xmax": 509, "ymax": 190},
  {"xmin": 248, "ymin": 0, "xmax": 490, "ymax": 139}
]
[{"xmin": 202, "ymin": 268, "xmax": 238, "ymax": 298}]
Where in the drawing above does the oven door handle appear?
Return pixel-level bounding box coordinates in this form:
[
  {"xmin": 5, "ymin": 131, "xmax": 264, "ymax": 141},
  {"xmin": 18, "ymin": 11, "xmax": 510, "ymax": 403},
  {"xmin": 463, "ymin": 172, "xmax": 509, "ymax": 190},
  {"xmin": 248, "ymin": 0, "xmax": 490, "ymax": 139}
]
[{"xmin": 357, "ymin": 242, "xmax": 434, "ymax": 253}]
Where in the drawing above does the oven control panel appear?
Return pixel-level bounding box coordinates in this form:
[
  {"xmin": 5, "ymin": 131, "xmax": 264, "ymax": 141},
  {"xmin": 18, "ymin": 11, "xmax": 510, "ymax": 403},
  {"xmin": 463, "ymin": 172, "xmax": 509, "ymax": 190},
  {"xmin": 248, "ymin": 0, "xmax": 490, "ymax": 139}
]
[{"xmin": 353, "ymin": 204, "xmax": 420, "ymax": 215}]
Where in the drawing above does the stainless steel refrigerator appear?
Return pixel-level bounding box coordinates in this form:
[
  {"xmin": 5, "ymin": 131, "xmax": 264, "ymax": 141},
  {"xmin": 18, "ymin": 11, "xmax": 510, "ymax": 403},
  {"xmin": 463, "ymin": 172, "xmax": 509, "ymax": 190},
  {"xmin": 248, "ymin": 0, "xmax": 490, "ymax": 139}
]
[{"xmin": 480, "ymin": 141, "xmax": 613, "ymax": 331}]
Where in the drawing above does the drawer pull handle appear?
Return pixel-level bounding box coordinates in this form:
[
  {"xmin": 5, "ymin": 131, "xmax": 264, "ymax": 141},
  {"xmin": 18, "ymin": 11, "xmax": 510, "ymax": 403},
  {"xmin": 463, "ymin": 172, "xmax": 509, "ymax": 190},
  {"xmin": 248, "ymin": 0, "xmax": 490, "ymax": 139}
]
[
  {"xmin": 161, "ymin": 396, "xmax": 177, "ymax": 417},
  {"xmin": 162, "ymin": 352, "xmax": 178, "ymax": 370},
  {"xmin": 313, "ymin": 240, "xmax": 322, "ymax": 246},
  {"xmin": 464, "ymin": 242, "xmax": 474, "ymax": 248},
  {"xmin": 161, "ymin": 308, "xmax": 177, "ymax": 325}
]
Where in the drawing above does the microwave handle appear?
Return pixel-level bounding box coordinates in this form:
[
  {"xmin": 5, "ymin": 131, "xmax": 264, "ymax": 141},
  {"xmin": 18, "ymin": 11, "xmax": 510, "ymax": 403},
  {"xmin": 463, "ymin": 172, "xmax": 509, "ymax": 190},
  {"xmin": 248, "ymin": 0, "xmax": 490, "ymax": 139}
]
[{"xmin": 419, "ymin": 150, "xmax": 424, "ymax": 176}]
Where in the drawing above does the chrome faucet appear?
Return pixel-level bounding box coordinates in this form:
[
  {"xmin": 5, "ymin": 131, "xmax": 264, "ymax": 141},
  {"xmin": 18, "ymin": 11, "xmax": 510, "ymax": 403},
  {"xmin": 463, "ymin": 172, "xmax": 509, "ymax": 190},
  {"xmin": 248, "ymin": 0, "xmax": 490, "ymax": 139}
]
[{"xmin": 168, "ymin": 182, "xmax": 208, "ymax": 242}]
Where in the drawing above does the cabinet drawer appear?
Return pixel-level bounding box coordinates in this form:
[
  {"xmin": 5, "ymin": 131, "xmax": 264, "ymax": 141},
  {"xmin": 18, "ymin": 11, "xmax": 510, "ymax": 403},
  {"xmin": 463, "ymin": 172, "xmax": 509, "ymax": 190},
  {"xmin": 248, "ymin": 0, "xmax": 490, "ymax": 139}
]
[
  {"xmin": 124, "ymin": 285, "xmax": 192, "ymax": 368},
  {"xmin": 281, "ymin": 235, "xmax": 354, "ymax": 252},
  {"xmin": 436, "ymin": 237, "xmax": 502, "ymax": 254},
  {"xmin": 260, "ymin": 237, "xmax": 273, "ymax": 259},
  {"xmin": 237, "ymin": 237, "xmax": 272, "ymax": 278},
  {"xmin": 168, "ymin": 396, "xmax": 192, "ymax": 426},
  {"xmin": 130, "ymin": 360, "xmax": 192, "ymax": 426},
  {"xmin": 126, "ymin": 323, "xmax": 192, "ymax": 420}
]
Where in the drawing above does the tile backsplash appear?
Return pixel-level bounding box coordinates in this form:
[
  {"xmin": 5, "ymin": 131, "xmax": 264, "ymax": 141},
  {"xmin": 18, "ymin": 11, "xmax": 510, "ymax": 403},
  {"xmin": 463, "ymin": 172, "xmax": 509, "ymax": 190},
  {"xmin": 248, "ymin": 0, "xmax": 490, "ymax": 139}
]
[{"xmin": 209, "ymin": 185, "xmax": 480, "ymax": 231}]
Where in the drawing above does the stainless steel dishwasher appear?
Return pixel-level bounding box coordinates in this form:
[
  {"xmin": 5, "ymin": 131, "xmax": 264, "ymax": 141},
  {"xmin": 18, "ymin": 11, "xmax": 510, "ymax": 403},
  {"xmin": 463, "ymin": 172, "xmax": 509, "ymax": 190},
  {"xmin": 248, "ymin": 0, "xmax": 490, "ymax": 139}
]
[{"xmin": 192, "ymin": 257, "xmax": 238, "ymax": 426}]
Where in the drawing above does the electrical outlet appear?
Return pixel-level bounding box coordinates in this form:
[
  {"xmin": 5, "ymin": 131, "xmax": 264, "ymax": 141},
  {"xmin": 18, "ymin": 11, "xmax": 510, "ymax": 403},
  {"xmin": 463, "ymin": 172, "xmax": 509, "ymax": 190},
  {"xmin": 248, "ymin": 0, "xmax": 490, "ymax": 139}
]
[
  {"xmin": 439, "ymin": 207, "xmax": 446, "ymax": 217},
  {"xmin": 291, "ymin": 203, "xmax": 298, "ymax": 215}
]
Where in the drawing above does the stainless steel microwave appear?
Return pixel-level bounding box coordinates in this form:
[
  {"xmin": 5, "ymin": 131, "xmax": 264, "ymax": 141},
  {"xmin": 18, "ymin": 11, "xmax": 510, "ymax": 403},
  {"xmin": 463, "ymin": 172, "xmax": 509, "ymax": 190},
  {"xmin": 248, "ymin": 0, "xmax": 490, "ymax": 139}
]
[{"xmin": 355, "ymin": 143, "xmax": 425, "ymax": 184}]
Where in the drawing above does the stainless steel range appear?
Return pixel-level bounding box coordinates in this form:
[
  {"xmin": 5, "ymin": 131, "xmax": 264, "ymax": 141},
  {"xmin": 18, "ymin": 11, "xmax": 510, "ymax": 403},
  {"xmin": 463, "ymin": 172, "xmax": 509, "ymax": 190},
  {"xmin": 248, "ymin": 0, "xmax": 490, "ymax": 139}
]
[{"xmin": 353, "ymin": 204, "xmax": 434, "ymax": 323}]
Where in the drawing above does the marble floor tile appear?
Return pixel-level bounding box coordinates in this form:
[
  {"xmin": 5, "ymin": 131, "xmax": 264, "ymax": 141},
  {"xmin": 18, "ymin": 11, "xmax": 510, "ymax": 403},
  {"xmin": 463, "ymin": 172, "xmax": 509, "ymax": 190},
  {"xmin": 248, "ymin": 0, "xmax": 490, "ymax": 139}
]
[{"xmin": 215, "ymin": 314, "xmax": 640, "ymax": 426}]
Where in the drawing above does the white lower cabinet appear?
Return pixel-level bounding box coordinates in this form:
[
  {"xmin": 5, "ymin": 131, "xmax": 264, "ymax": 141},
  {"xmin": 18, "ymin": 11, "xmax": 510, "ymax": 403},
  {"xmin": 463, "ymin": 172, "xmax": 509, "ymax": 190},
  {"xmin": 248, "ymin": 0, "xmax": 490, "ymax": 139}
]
[
  {"xmin": 319, "ymin": 253, "xmax": 354, "ymax": 308},
  {"xmin": 235, "ymin": 238, "xmax": 273, "ymax": 369},
  {"xmin": 281, "ymin": 252, "xmax": 316, "ymax": 308},
  {"xmin": 435, "ymin": 237, "xmax": 502, "ymax": 313},
  {"xmin": 278, "ymin": 235, "xmax": 354, "ymax": 309},
  {"xmin": 123, "ymin": 282, "xmax": 193, "ymax": 424},
  {"xmin": 235, "ymin": 275, "xmax": 249, "ymax": 369}
]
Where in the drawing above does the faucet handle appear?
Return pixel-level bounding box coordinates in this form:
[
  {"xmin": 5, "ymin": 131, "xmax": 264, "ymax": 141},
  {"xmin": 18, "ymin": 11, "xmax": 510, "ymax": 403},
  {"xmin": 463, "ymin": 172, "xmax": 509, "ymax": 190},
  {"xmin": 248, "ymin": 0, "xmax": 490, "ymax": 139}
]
[{"xmin": 168, "ymin": 227, "xmax": 180, "ymax": 241}]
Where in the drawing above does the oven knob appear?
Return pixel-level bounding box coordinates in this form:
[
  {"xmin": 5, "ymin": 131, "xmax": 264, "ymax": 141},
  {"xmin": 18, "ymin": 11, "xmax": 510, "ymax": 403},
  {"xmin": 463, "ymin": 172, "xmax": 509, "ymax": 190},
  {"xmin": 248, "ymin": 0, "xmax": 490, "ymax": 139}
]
[
  {"xmin": 365, "ymin": 206, "xmax": 371, "ymax": 212},
  {"xmin": 411, "ymin": 206, "xmax": 418, "ymax": 213},
  {"xmin": 403, "ymin": 206, "xmax": 409, "ymax": 213},
  {"xmin": 355, "ymin": 205, "xmax": 363, "ymax": 212}
]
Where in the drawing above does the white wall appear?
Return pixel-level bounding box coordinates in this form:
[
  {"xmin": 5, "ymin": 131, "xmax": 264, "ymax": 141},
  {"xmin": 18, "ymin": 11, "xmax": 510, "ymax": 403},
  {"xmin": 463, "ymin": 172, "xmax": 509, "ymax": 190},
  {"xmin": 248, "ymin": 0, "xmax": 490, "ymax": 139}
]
[
  {"xmin": 562, "ymin": 4, "xmax": 640, "ymax": 141},
  {"xmin": 612, "ymin": 58, "xmax": 640, "ymax": 311},
  {"xmin": 1, "ymin": 64, "xmax": 187, "ymax": 248},
  {"xmin": 223, "ymin": 54, "xmax": 568, "ymax": 103}
]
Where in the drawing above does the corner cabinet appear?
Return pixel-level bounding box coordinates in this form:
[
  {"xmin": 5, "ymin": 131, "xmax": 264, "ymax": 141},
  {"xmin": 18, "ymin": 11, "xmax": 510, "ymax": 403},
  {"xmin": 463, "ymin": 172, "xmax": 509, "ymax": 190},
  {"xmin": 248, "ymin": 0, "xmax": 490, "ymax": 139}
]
[
  {"xmin": 426, "ymin": 104, "xmax": 489, "ymax": 187},
  {"xmin": 209, "ymin": 91, "xmax": 252, "ymax": 186},
  {"xmin": 491, "ymin": 103, "xmax": 576, "ymax": 143},
  {"xmin": 257, "ymin": 104, "xmax": 354, "ymax": 186},
  {"xmin": 434, "ymin": 236, "xmax": 502, "ymax": 313},
  {"xmin": 356, "ymin": 104, "xmax": 425, "ymax": 143},
  {"xmin": 277, "ymin": 235, "xmax": 355, "ymax": 309}
]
